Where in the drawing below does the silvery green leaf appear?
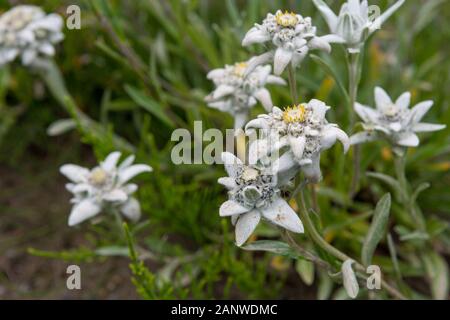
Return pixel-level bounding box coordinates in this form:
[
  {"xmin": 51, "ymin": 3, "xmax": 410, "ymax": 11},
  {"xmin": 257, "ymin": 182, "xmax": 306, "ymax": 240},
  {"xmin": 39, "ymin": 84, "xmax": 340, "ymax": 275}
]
[
  {"xmin": 310, "ymin": 54, "xmax": 349, "ymax": 104},
  {"xmin": 367, "ymin": 172, "xmax": 402, "ymax": 199},
  {"xmin": 47, "ymin": 118, "xmax": 77, "ymax": 136},
  {"xmin": 361, "ymin": 193, "xmax": 391, "ymax": 266},
  {"xmin": 242, "ymin": 240, "xmax": 300, "ymax": 259},
  {"xmin": 317, "ymin": 270, "xmax": 333, "ymax": 300},
  {"xmin": 413, "ymin": 0, "xmax": 445, "ymax": 34},
  {"xmin": 295, "ymin": 259, "xmax": 315, "ymax": 286},
  {"xmin": 399, "ymin": 231, "xmax": 430, "ymax": 242},
  {"xmin": 95, "ymin": 246, "xmax": 129, "ymax": 257},
  {"xmin": 423, "ymin": 252, "xmax": 449, "ymax": 300},
  {"xmin": 341, "ymin": 260, "xmax": 359, "ymax": 299},
  {"xmin": 411, "ymin": 182, "xmax": 430, "ymax": 205},
  {"xmin": 125, "ymin": 84, "xmax": 175, "ymax": 128}
]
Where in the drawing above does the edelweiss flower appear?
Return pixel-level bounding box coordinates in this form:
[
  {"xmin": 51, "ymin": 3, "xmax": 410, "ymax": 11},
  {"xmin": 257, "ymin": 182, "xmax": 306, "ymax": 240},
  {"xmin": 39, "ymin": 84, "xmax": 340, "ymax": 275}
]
[
  {"xmin": 205, "ymin": 61, "xmax": 285, "ymax": 129},
  {"xmin": 242, "ymin": 10, "xmax": 341, "ymax": 75},
  {"xmin": 313, "ymin": 0, "xmax": 405, "ymax": 53},
  {"xmin": 245, "ymin": 99, "xmax": 349, "ymax": 183},
  {"xmin": 351, "ymin": 87, "xmax": 446, "ymax": 148},
  {"xmin": 60, "ymin": 152, "xmax": 152, "ymax": 226},
  {"xmin": 0, "ymin": 5, "xmax": 64, "ymax": 66},
  {"xmin": 219, "ymin": 152, "xmax": 303, "ymax": 246}
]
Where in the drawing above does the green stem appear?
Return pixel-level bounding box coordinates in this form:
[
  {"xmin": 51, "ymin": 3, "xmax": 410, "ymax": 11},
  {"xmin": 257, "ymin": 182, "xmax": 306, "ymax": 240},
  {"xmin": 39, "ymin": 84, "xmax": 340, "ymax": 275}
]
[
  {"xmin": 347, "ymin": 52, "xmax": 361, "ymax": 197},
  {"xmin": 296, "ymin": 184, "xmax": 406, "ymax": 300},
  {"xmin": 394, "ymin": 153, "xmax": 426, "ymax": 231}
]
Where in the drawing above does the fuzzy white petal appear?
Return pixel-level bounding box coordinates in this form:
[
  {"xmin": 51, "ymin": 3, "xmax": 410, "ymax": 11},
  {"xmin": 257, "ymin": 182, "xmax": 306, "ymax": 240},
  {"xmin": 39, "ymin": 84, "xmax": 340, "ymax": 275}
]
[
  {"xmin": 220, "ymin": 200, "xmax": 249, "ymax": 217},
  {"xmin": 313, "ymin": 0, "xmax": 339, "ymax": 31},
  {"xmin": 218, "ymin": 177, "xmax": 237, "ymax": 190},
  {"xmin": 103, "ymin": 189, "xmax": 128, "ymax": 202},
  {"xmin": 260, "ymin": 197, "xmax": 304, "ymax": 233},
  {"xmin": 321, "ymin": 126, "xmax": 350, "ymax": 152},
  {"xmin": 411, "ymin": 100, "xmax": 433, "ymax": 123},
  {"xmin": 369, "ymin": 0, "xmax": 405, "ymax": 34},
  {"xmin": 350, "ymin": 131, "xmax": 378, "ymax": 145},
  {"xmin": 412, "ymin": 123, "xmax": 446, "ymax": 133},
  {"xmin": 235, "ymin": 210, "xmax": 261, "ymax": 246},
  {"xmin": 254, "ymin": 88, "xmax": 273, "ymax": 111},
  {"xmin": 289, "ymin": 136, "xmax": 306, "ymax": 160},
  {"xmin": 221, "ymin": 152, "xmax": 243, "ymax": 178},
  {"xmin": 68, "ymin": 199, "xmax": 101, "ymax": 226},
  {"xmin": 101, "ymin": 151, "xmax": 122, "ymax": 171},
  {"xmin": 354, "ymin": 102, "xmax": 378, "ymax": 123},
  {"xmin": 118, "ymin": 164, "xmax": 152, "ymax": 183},
  {"xmin": 242, "ymin": 27, "xmax": 270, "ymax": 46},
  {"xmin": 301, "ymin": 154, "xmax": 322, "ymax": 183},
  {"xmin": 60, "ymin": 164, "xmax": 89, "ymax": 183},
  {"xmin": 395, "ymin": 92, "xmax": 411, "ymax": 109},
  {"xmin": 374, "ymin": 87, "xmax": 393, "ymax": 110},
  {"xmin": 308, "ymin": 36, "xmax": 332, "ymax": 53},
  {"xmin": 397, "ymin": 133, "xmax": 419, "ymax": 147},
  {"xmin": 120, "ymin": 197, "xmax": 141, "ymax": 222},
  {"xmin": 274, "ymin": 47, "xmax": 293, "ymax": 75}
]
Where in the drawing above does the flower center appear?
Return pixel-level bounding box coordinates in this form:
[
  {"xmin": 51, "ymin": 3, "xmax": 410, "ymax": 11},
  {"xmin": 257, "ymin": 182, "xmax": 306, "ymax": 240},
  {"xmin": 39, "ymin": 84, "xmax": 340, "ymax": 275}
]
[
  {"xmin": 89, "ymin": 168, "xmax": 109, "ymax": 186},
  {"xmin": 283, "ymin": 104, "xmax": 307, "ymax": 123},
  {"xmin": 241, "ymin": 167, "xmax": 259, "ymax": 182},
  {"xmin": 232, "ymin": 62, "xmax": 247, "ymax": 77},
  {"xmin": 275, "ymin": 11, "xmax": 298, "ymax": 27},
  {"xmin": 383, "ymin": 104, "xmax": 400, "ymax": 117}
]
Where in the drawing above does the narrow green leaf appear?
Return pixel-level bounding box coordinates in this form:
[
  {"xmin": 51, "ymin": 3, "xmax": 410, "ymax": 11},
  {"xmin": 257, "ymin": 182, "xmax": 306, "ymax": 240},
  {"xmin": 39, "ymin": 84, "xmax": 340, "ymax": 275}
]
[
  {"xmin": 423, "ymin": 252, "xmax": 449, "ymax": 300},
  {"xmin": 310, "ymin": 54, "xmax": 350, "ymax": 103},
  {"xmin": 124, "ymin": 85, "xmax": 175, "ymax": 128},
  {"xmin": 361, "ymin": 193, "xmax": 391, "ymax": 266},
  {"xmin": 367, "ymin": 172, "xmax": 402, "ymax": 199},
  {"xmin": 95, "ymin": 246, "xmax": 129, "ymax": 257},
  {"xmin": 47, "ymin": 118, "xmax": 76, "ymax": 136},
  {"xmin": 242, "ymin": 240, "xmax": 300, "ymax": 259},
  {"xmin": 295, "ymin": 259, "xmax": 315, "ymax": 286}
]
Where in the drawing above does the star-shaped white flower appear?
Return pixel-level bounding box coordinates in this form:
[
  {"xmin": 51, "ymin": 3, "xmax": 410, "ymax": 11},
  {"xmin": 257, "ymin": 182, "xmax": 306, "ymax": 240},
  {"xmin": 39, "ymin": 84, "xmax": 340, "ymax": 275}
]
[
  {"xmin": 205, "ymin": 61, "xmax": 285, "ymax": 129},
  {"xmin": 351, "ymin": 87, "xmax": 446, "ymax": 148},
  {"xmin": 313, "ymin": 0, "xmax": 405, "ymax": 53},
  {"xmin": 242, "ymin": 10, "xmax": 341, "ymax": 75},
  {"xmin": 219, "ymin": 152, "xmax": 303, "ymax": 246},
  {"xmin": 60, "ymin": 152, "xmax": 152, "ymax": 226},
  {"xmin": 245, "ymin": 99, "xmax": 349, "ymax": 183},
  {"xmin": 0, "ymin": 5, "xmax": 64, "ymax": 66}
]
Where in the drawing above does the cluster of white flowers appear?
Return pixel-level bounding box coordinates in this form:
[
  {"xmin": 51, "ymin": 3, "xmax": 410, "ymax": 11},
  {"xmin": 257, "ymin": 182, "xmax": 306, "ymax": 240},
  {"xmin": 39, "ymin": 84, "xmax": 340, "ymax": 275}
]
[
  {"xmin": 60, "ymin": 152, "xmax": 152, "ymax": 226},
  {"xmin": 313, "ymin": 0, "xmax": 405, "ymax": 53},
  {"xmin": 351, "ymin": 87, "xmax": 446, "ymax": 148},
  {"xmin": 218, "ymin": 99, "xmax": 349, "ymax": 245},
  {"xmin": 0, "ymin": 5, "xmax": 64, "ymax": 66},
  {"xmin": 241, "ymin": 10, "xmax": 342, "ymax": 75},
  {"xmin": 205, "ymin": 60, "xmax": 285, "ymax": 129}
]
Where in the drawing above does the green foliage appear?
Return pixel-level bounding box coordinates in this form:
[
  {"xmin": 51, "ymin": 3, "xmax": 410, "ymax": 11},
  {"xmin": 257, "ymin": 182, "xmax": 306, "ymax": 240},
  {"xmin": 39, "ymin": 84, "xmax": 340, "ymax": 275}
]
[{"xmin": 1, "ymin": 0, "xmax": 449, "ymax": 299}]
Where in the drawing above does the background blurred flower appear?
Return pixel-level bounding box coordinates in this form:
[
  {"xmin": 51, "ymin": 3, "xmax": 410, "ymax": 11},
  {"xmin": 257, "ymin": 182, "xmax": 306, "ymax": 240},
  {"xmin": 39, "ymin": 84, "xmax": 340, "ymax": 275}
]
[
  {"xmin": 242, "ymin": 10, "xmax": 340, "ymax": 75},
  {"xmin": 351, "ymin": 86, "xmax": 446, "ymax": 148},
  {"xmin": 218, "ymin": 152, "xmax": 303, "ymax": 246},
  {"xmin": 0, "ymin": 5, "xmax": 64, "ymax": 66},
  {"xmin": 60, "ymin": 152, "xmax": 152, "ymax": 226},
  {"xmin": 205, "ymin": 60, "xmax": 285, "ymax": 129},
  {"xmin": 313, "ymin": 0, "xmax": 405, "ymax": 53}
]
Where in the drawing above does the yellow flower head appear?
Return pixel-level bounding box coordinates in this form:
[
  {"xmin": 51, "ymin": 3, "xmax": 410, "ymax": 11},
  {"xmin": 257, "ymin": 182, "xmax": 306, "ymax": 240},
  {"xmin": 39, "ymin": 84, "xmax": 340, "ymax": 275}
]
[
  {"xmin": 275, "ymin": 10, "xmax": 298, "ymax": 27},
  {"xmin": 283, "ymin": 104, "xmax": 308, "ymax": 123},
  {"xmin": 232, "ymin": 62, "xmax": 248, "ymax": 77},
  {"xmin": 89, "ymin": 168, "xmax": 108, "ymax": 186}
]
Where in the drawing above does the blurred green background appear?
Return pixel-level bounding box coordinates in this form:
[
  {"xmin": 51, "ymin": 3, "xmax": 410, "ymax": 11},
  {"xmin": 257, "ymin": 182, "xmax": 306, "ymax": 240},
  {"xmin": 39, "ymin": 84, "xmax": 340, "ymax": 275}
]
[{"xmin": 0, "ymin": 0, "xmax": 449, "ymax": 299}]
